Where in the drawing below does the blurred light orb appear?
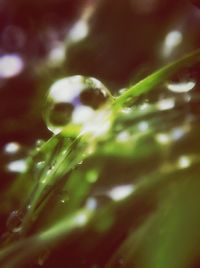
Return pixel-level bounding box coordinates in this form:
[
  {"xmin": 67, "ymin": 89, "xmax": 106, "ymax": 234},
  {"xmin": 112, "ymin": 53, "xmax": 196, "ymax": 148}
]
[
  {"xmin": 177, "ymin": 155, "xmax": 191, "ymax": 169},
  {"xmin": 137, "ymin": 121, "xmax": 149, "ymax": 132},
  {"xmin": 68, "ymin": 19, "xmax": 89, "ymax": 43},
  {"xmin": 75, "ymin": 211, "xmax": 89, "ymax": 226},
  {"xmin": 163, "ymin": 30, "xmax": 183, "ymax": 57},
  {"xmin": 108, "ymin": 185, "xmax": 135, "ymax": 201},
  {"xmin": 48, "ymin": 42, "xmax": 66, "ymax": 66},
  {"xmin": 7, "ymin": 159, "xmax": 27, "ymax": 173},
  {"xmin": 155, "ymin": 133, "xmax": 171, "ymax": 145},
  {"xmin": 85, "ymin": 198, "xmax": 97, "ymax": 211},
  {"xmin": 116, "ymin": 131, "xmax": 131, "ymax": 143},
  {"xmin": 4, "ymin": 142, "xmax": 20, "ymax": 154},
  {"xmin": 156, "ymin": 98, "xmax": 175, "ymax": 111},
  {"xmin": 166, "ymin": 81, "xmax": 196, "ymax": 93},
  {"xmin": 0, "ymin": 54, "xmax": 24, "ymax": 79}
]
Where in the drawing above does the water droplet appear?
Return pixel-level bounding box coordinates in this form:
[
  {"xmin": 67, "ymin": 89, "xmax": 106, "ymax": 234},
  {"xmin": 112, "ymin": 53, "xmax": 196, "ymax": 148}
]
[
  {"xmin": 45, "ymin": 75, "xmax": 113, "ymax": 137},
  {"xmin": 36, "ymin": 139, "xmax": 45, "ymax": 149},
  {"xmin": 121, "ymin": 107, "xmax": 132, "ymax": 114},
  {"xmin": 6, "ymin": 210, "xmax": 23, "ymax": 233},
  {"xmin": 119, "ymin": 88, "xmax": 126, "ymax": 94},
  {"xmin": 36, "ymin": 161, "xmax": 45, "ymax": 169}
]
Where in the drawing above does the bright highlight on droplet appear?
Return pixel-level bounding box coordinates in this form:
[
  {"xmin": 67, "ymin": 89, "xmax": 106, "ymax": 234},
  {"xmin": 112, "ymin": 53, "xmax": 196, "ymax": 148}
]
[
  {"xmin": 72, "ymin": 105, "xmax": 94, "ymax": 124},
  {"xmin": 166, "ymin": 81, "xmax": 196, "ymax": 93},
  {"xmin": 108, "ymin": 185, "xmax": 134, "ymax": 201},
  {"xmin": 45, "ymin": 75, "xmax": 112, "ymax": 136},
  {"xmin": 163, "ymin": 30, "xmax": 183, "ymax": 57},
  {"xmin": 0, "ymin": 54, "xmax": 24, "ymax": 79},
  {"xmin": 4, "ymin": 142, "xmax": 20, "ymax": 154},
  {"xmin": 48, "ymin": 77, "xmax": 84, "ymax": 103},
  {"xmin": 177, "ymin": 155, "xmax": 191, "ymax": 169},
  {"xmin": 81, "ymin": 109, "xmax": 112, "ymax": 138},
  {"xmin": 7, "ymin": 159, "xmax": 27, "ymax": 173}
]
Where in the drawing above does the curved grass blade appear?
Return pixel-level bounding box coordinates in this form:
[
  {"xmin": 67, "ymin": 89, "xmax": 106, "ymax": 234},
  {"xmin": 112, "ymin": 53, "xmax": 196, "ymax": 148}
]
[{"xmin": 114, "ymin": 48, "xmax": 200, "ymax": 108}]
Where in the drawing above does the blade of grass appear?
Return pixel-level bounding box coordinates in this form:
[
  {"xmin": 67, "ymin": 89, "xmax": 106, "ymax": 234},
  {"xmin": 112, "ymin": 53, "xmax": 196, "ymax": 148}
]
[{"xmin": 114, "ymin": 49, "xmax": 200, "ymax": 108}]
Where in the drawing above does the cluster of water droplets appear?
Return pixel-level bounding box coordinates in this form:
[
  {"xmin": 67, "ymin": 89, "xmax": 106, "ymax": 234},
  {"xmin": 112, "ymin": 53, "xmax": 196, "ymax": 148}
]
[{"xmin": 2, "ymin": 64, "xmax": 200, "ymax": 255}]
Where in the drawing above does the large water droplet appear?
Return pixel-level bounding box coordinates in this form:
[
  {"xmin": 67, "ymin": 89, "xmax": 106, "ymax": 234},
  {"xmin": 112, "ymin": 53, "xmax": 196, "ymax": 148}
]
[{"xmin": 45, "ymin": 75, "xmax": 113, "ymax": 137}]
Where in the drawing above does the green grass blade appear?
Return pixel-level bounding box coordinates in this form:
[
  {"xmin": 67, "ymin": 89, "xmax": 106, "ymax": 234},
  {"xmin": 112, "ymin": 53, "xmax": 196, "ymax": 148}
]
[{"xmin": 114, "ymin": 49, "xmax": 200, "ymax": 107}]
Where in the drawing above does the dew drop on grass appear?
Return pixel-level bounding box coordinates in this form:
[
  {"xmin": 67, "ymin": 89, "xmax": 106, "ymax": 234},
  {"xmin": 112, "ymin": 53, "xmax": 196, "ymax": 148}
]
[
  {"xmin": 36, "ymin": 161, "xmax": 45, "ymax": 169},
  {"xmin": 45, "ymin": 75, "xmax": 113, "ymax": 137},
  {"xmin": 6, "ymin": 210, "xmax": 23, "ymax": 233},
  {"xmin": 35, "ymin": 139, "xmax": 45, "ymax": 150}
]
